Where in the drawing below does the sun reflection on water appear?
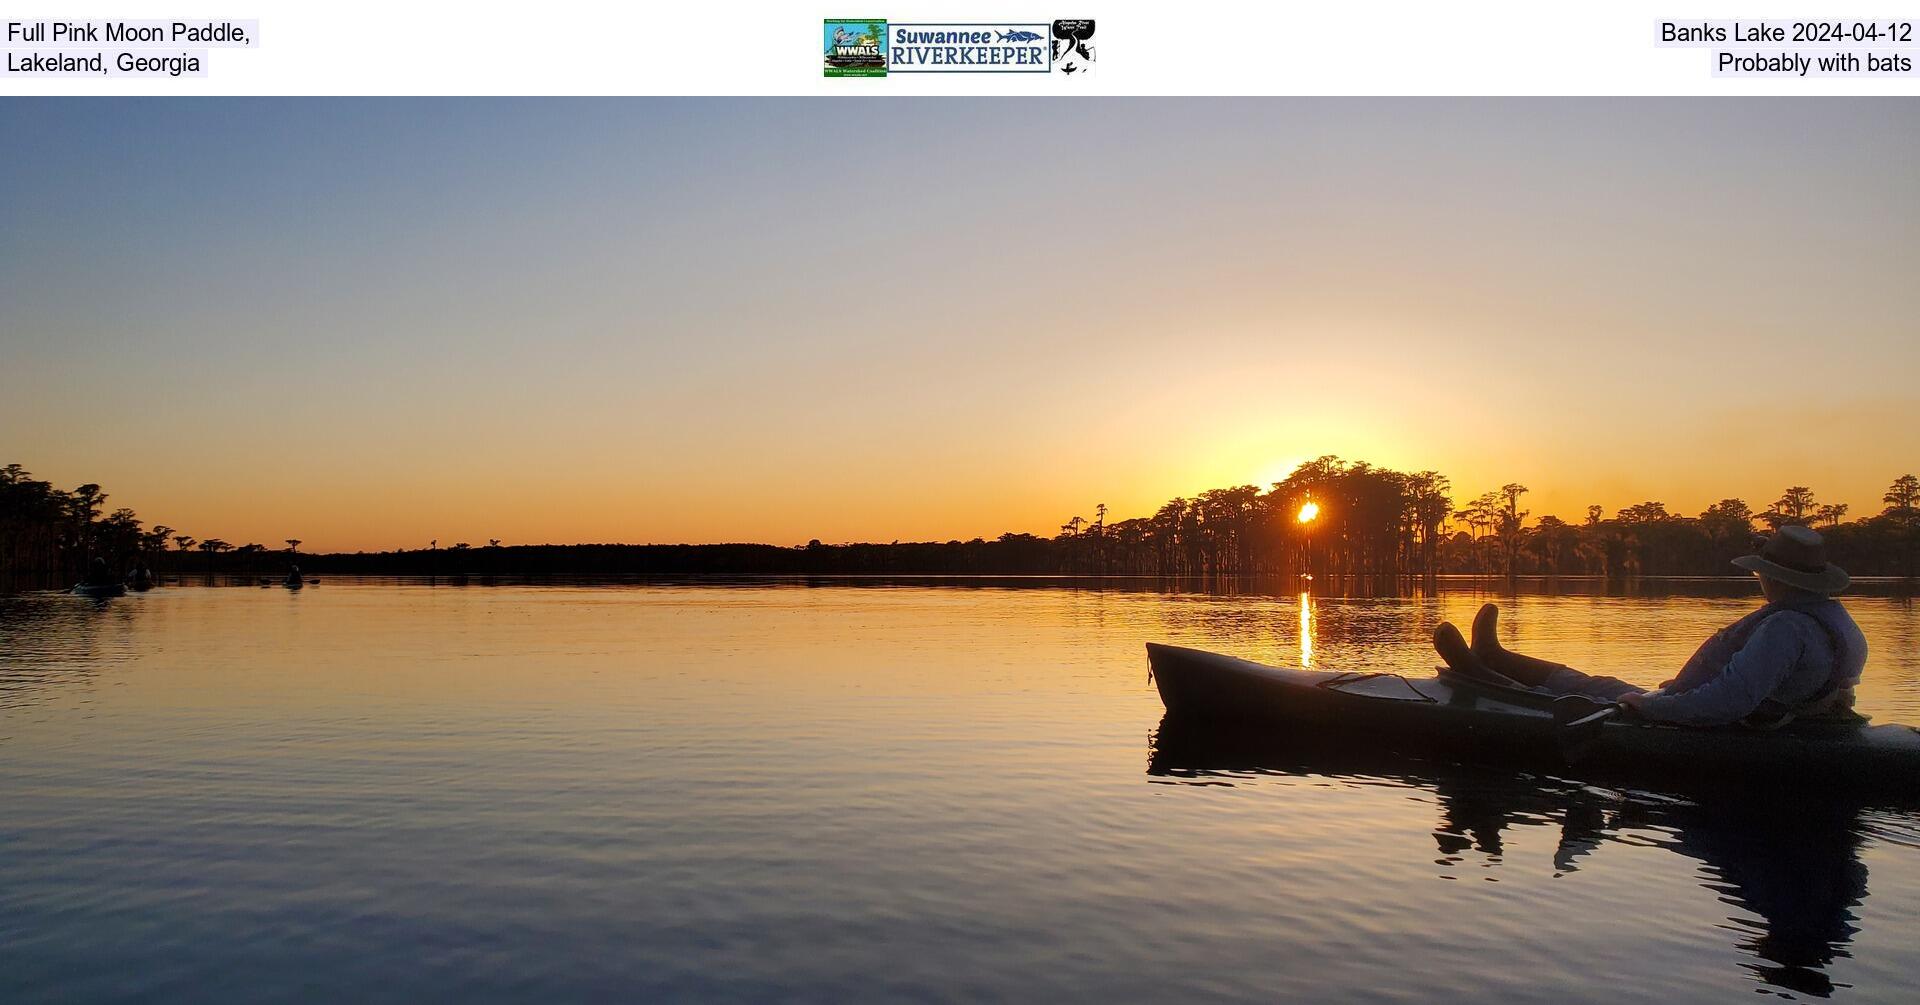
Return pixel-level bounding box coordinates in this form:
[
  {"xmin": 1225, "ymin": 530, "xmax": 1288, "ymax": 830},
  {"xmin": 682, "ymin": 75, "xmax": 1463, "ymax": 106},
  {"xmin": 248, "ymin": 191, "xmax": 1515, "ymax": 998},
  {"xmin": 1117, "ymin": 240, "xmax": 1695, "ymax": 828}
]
[{"xmin": 1299, "ymin": 589, "xmax": 1314, "ymax": 668}]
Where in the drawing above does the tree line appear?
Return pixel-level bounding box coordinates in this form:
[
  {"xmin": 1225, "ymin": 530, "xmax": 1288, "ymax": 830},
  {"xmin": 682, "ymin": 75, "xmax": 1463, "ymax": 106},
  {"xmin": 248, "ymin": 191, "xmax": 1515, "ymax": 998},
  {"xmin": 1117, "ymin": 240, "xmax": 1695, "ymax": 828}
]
[
  {"xmin": 0, "ymin": 463, "xmax": 304, "ymax": 590},
  {"xmin": 1041, "ymin": 460, "xmax": 1919, "ymax": 582},
  {"xmin": 1016, "ymin": 459, "xmax": 1920, "ymax": 582},
  {"xmin": 4, "ymin": 458, "xmax": 1917, "ymax": 588}
]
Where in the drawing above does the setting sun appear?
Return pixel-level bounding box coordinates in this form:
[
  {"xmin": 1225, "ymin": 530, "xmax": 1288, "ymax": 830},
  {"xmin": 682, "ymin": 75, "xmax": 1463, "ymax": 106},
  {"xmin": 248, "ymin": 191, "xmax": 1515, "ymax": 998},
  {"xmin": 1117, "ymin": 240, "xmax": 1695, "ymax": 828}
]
[{"xmin": 1297, "ymin": 501, "xmax": 1320, "ymax": 524}]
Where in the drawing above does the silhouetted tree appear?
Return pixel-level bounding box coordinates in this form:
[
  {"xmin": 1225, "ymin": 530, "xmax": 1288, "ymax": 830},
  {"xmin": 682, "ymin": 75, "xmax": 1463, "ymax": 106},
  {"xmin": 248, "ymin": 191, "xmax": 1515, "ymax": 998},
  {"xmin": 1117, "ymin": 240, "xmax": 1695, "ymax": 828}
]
[
  {"xmin": 1406, "ymin": 471, "xmax": 1452, "ymax": 581},
  {"xmin": 1762, "ymin": 486, "xmax": 1818, "ymax": 530},
  {"xmin": 136, "ymin": 524, "xmax": 173, "ymax": 574},
  {"xmin": 1528, "ymin": 515, "xmax": 1582, "ymax": 575},
  {"xmin": 1496, "ymin": 484, "xmax": 1529, "ymax": 579},
  {"xmin": 198, "ymin": 538, "xmax": 231, "ymax": 580},
  {"xmin": 96, "ymin": 508, "xmax": 143, "ymax": 569},
  {"xmin": 1886, "ymin": 475, "xmax": 1920, "ymax": 517},
  {"xmin": 1884, "ymin": 474, "xmax": 1920, "ymax": 579}
]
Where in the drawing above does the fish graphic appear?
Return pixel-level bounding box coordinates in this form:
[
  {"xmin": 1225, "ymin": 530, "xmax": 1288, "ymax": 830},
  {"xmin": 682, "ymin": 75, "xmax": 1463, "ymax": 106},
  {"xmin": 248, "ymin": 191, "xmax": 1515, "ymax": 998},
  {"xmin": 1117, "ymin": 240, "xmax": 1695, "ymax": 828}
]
[{"xmin": 995, "ymin": 30, "xmax": 1044, "ymax": 43}]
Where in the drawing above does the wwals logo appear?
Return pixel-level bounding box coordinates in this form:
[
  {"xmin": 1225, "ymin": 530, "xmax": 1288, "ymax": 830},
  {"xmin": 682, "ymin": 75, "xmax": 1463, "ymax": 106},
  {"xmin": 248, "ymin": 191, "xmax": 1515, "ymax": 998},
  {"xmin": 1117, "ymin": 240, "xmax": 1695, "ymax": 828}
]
[{"xmin": 824, "ymin": 19, "xmax": 887, "ymax": 77}]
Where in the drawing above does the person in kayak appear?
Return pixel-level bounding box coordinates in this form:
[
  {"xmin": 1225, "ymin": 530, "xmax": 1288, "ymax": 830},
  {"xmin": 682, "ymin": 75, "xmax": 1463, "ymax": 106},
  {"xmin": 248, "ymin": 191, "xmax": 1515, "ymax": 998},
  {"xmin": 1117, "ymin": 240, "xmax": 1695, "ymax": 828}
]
[
  {"xmin": 83, "ymin": 556, "xmax": 116, "ymax": 586},
  {"xmin": 1433, "ymin": 525, "xmax": 1868, "ymax": 727}
]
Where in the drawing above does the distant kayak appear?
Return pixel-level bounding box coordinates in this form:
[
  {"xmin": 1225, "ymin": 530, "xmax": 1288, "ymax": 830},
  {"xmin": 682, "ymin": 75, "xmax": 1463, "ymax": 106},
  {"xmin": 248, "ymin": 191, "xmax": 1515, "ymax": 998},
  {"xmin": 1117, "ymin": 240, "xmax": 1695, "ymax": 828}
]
[
  {"xmin": 285, "ymin": 578, "xmax": 304, "ymax": 589},
  {"xmin": 1147, "ymin": 643, "xmax": 1920, "ymax": 785},
  {"xmin": 71, "ymin": 582, "xmax": 127, "ymax": 598}
]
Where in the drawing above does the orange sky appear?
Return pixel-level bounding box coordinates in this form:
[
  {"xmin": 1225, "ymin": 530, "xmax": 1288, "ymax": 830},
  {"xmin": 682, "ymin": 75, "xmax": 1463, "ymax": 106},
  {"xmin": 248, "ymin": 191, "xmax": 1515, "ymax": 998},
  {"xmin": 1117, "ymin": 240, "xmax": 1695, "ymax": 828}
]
[{"xmin": 4, "ymin": 99, "xmax": 1916, "ymax": 551}]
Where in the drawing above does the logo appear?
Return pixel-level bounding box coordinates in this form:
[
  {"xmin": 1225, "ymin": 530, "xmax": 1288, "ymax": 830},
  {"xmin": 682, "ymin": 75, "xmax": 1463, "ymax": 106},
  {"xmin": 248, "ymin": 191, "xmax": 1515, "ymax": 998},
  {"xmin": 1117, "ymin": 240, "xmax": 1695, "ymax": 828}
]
[
  {"xmin": 1051, "ymin": 20, "xmax": 1095, "ymax": 74},
  {"xmin": 824, "ymin": 19, "xmax": 888, "ymax": 77},
  {"xmin": 889, "ymin": 23, "xmax": 1052, "ymax": 73},
  {"xmin": 822, "ymin": 18, "xmax": 1098, "ymax": 78}
]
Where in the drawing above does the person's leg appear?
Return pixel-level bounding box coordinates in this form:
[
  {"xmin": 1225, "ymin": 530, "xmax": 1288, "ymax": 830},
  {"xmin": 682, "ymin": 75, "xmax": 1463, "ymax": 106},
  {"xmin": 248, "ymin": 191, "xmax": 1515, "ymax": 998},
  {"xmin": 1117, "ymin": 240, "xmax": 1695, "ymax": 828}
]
[
  {"xmin": 1435, "ymin": 612, "xmax": 1646, "ymax": 700},
  {"xmin": 1536, "ymin": 666, "xmax": 1645, "ymax": 702},
  {"xmin": 1432, "ymin": 622, "xmax": 1514, "ymax": 684},
  {"xmin": 1469, "ymin": 603, "xmax": 1577, "ymax": 686}
]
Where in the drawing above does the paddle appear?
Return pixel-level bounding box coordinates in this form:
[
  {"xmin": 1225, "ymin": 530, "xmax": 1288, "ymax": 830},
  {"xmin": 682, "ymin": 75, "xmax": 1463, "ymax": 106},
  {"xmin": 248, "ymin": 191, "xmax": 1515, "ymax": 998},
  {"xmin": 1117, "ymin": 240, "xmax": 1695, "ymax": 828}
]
[{"xmin": 1553, "ymin": 695, "xmax": 1621, "ymax": 763}]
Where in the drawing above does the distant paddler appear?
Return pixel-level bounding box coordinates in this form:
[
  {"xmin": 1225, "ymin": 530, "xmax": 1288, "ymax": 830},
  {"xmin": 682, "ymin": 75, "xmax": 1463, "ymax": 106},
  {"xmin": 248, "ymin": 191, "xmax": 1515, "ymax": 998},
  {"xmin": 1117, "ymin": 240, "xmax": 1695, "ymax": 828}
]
[
  {"xmin": 73, "ymin": 556, "xmax": 128, "ymax": 597},
  {"xmin": 126, "ymin": 561, "xmax": 155, "ymax": 590}
]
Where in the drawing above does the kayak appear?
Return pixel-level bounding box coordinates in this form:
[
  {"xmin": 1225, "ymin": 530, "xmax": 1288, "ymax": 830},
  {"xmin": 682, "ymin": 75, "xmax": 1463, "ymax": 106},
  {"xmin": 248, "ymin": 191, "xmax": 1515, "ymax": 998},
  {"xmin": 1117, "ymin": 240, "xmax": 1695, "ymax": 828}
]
[
  {"xmin": 1147, "ymin": 643, "xmax": 1920, "ymax": 786},
  {"xmin": 1147, "ymin": 711, "xmax": 1920, "ymax": 820},
  {"xmin": 285, "ymin": 578, "xmax": 304, "ymax": 589},
  {"xmin": 71, "ymin": 582, "xmax": 127, "ymax": 598}
]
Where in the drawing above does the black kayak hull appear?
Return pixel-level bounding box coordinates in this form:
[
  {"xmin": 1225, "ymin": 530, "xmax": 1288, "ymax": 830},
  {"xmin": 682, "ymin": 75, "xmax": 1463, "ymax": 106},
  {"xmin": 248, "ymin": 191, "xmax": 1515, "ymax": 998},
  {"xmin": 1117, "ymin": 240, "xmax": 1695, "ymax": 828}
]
[{"xmin": 1148, "ymin": 643, "xmax": 1920, "ymax": 790}]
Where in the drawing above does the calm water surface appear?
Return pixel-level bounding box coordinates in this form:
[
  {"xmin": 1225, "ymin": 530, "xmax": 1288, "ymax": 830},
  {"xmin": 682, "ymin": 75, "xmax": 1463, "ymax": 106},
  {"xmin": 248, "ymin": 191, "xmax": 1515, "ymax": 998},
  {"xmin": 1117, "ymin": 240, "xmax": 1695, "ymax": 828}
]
[{"xmin": 3, "ymin": 581, "xmax": 1918, "ymax": 1002}]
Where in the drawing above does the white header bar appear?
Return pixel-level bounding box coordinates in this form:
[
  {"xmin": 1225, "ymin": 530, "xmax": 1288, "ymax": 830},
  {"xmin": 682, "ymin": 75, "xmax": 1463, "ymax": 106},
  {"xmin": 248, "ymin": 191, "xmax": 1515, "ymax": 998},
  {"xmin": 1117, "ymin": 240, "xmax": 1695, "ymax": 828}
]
[{"xmin": 3, "ymin": 2, "xmax": 1918, "ymax": 95}]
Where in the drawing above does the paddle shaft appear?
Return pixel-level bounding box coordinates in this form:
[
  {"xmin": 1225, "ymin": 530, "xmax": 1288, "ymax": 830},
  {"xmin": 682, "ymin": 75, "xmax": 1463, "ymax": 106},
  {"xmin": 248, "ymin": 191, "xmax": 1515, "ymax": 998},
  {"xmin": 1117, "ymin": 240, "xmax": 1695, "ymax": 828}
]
[{"xmin": 1564, "ymin": 705, "xmax": 1621, "ymax": 730}]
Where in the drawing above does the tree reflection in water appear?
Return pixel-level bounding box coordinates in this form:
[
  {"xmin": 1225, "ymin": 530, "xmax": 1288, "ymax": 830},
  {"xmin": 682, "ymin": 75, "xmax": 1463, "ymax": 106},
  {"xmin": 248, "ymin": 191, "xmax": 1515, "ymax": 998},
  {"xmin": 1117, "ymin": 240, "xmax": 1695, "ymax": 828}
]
[{"xmin": 1149, "ymin": 717, "xmax": 1881, "ymax": 999}]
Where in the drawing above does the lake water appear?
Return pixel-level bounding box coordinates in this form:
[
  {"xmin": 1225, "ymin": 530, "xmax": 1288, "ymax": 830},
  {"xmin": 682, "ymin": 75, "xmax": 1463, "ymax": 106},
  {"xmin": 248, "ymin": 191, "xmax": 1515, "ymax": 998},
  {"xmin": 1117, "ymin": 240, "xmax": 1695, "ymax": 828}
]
[{"xmin": 3, "ymin": 580, "xmax": 1917, "ymax": 1002}]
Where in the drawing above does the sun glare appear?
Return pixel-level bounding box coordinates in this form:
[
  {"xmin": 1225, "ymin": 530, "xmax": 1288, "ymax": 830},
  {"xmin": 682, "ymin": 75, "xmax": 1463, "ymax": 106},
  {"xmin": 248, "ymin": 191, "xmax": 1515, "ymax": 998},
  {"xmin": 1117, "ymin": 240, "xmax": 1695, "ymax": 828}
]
[{"xmin": 1297, "ymin": 501, "xmax": 1319, "ymax": 524}]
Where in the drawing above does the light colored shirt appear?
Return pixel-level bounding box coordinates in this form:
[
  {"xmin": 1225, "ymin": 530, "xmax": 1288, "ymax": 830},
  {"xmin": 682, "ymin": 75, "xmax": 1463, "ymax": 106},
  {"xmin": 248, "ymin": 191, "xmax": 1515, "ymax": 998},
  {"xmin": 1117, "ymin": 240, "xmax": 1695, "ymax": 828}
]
[{"xmin": 1634, "ymin": 597, "xmax": 1868, "ymax": 727}]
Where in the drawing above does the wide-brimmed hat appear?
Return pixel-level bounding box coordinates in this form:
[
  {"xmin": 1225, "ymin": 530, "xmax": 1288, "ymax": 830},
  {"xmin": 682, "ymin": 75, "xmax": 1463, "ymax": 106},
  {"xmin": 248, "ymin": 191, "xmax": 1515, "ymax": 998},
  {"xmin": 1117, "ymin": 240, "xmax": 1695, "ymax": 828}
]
[{"xmin": 1732, "ymin": 525, "xmax": 1850, "ymax": 595}]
